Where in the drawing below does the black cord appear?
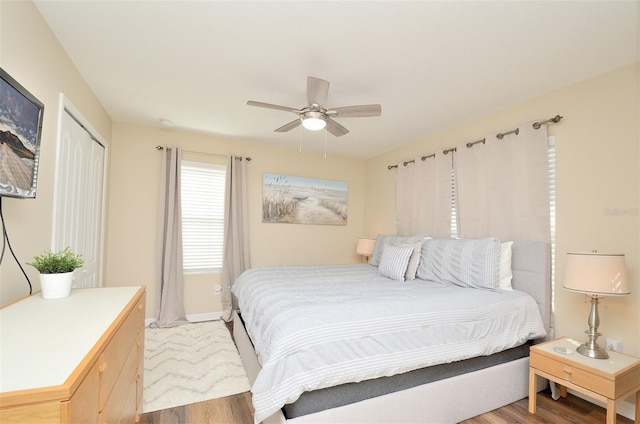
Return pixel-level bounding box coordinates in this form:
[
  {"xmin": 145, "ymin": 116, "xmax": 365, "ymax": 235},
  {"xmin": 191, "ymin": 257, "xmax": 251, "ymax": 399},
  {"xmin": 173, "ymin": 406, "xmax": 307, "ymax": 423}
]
[
  {"xmin": 0, "ymin": 207, "xmax": 6, "ymax": 264},
  {"xmin": 0, "ymin": 197, "xmax": 33, "ymax": 295}
]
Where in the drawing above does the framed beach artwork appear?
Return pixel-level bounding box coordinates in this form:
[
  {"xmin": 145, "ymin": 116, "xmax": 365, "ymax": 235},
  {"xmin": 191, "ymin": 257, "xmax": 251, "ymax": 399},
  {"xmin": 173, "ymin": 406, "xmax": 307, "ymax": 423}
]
[{"xmin": 262, "ymin": 173, "xmax": 347, "ymax": 225}]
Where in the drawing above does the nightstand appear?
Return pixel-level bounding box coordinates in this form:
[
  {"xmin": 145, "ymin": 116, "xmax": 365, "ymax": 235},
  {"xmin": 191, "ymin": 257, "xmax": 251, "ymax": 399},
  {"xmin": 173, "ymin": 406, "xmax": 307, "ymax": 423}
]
[{"xmin": 529, "ymin": 337, "xmax": 640, "ymax": 424}]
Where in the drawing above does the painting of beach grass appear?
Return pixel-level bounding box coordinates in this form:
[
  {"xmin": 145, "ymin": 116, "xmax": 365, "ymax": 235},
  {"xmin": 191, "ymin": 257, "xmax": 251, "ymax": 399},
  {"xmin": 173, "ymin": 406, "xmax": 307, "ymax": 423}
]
[{"xmin": 263, "ymin": 173, "xmax": 347, "ymax": 225}]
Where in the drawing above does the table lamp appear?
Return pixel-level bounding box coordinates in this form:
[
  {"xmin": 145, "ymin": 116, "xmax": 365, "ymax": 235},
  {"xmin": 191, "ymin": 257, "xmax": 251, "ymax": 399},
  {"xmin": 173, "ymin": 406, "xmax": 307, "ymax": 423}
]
[
  {"xmin": 563, "ymin": 252, "xmax": 630, "ymax": 359},
  {"xmin": 356, "ymin": 237, "xmax": 376, "ymax": 263}
]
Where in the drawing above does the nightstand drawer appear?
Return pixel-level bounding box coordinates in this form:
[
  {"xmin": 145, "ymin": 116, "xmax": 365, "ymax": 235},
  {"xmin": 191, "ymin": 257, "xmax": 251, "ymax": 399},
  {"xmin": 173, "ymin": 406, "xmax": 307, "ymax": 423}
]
[{"xmin": 531, "ymin": 352, "xmax": 615, "ymax": 397}]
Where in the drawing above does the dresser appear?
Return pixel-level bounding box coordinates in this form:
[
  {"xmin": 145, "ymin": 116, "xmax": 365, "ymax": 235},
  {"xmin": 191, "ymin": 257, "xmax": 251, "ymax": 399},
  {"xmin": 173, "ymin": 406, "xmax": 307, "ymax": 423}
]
[{"xmin": 0, "ymin": 286, "xmax": 146, "ymax": 423}]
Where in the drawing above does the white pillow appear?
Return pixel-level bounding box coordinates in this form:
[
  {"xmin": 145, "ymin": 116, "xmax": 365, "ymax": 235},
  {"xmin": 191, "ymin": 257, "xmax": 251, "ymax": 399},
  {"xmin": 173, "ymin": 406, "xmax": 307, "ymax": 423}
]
[
  {"xmin": 395, "ymin": 241, "xmax": 421, "ymax": 280},
  {"xmin": 499, "ymin": 241, "xmax": 514, "ymax": 291},
  {"xmin": 378, "ymin": 245, "xmax": 414, "ymax": 281}
]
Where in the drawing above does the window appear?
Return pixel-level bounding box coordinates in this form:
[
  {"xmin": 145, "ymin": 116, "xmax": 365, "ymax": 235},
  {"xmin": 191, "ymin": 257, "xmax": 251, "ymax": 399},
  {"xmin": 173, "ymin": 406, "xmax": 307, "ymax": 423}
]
[
  {"xmin": 181, "ymin": 160, "xmax": 226, "ymax": 274},
  {"xmin": 548, "ymin": 136, "xmax": 556, "ymax": 311}
]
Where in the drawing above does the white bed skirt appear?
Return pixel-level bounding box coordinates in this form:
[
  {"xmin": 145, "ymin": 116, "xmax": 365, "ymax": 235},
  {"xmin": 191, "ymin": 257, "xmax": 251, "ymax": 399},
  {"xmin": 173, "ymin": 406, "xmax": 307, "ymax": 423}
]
[{"xmin": 233, "ymin": 311, "xmax": 547, "ymax": 424}]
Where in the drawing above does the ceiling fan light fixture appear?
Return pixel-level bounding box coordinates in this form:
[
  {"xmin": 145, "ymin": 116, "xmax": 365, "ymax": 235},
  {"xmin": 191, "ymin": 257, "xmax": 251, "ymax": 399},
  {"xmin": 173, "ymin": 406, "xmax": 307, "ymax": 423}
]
[{"xmin": 301, "ymin": 112, "xmax": 326, "ymax": 131}]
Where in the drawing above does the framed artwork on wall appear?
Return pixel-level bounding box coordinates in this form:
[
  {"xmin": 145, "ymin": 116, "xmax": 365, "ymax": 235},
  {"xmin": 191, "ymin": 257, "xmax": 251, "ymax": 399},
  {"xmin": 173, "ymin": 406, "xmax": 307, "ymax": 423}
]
[{"xmin": 262, "ymin": 173, "xmax": 347, "ymax": 225}]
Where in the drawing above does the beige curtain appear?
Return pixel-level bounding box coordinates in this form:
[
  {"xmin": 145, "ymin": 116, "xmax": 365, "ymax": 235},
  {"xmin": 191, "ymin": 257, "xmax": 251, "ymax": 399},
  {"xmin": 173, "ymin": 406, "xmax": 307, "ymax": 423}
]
[
  {"xmin": 150, "ymin": 147, "xmax": 189, "ymax": 328},
  {"xmin": 221, "ymin": 154, "xmax": 251, "ymax": 322},
  {"xmin": 456, "ymin": 122, "xmax": 550, "ymax": 242},
  {"xmin": 396, "ymin": 152, "xmax": 453, "ymax": 238}
]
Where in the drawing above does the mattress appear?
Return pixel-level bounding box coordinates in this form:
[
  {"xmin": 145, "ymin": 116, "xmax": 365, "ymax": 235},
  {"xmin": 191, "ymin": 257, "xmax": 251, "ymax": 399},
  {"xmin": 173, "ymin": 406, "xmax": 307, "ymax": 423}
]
[{"xmin": 232, "ymin": 264, "xmax": 546, "ymax": 422}]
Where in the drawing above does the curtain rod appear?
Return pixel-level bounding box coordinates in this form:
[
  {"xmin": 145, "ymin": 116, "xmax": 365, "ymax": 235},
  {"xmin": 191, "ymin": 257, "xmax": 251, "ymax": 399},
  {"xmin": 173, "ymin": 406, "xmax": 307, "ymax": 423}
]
[
  {"xmin": 155, "ymin": 145, "xmax": 251, "ymax": 161},
  {"xmin": 387, "ymin": 115, "xmax": 562, "ymax": 170}
]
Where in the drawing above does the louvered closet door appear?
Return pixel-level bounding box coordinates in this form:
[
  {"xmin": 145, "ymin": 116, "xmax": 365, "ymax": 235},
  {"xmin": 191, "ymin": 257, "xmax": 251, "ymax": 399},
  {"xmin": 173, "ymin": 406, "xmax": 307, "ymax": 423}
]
[{"xmin": 53, "ymin": 110, "xmax": 105, "ymax": 288}]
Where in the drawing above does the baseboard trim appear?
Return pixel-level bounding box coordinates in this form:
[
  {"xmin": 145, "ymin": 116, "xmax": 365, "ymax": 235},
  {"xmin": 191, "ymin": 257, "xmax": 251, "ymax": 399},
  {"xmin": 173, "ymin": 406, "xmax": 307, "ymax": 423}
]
[
  {"xmin": 187, "ymin": 311, "xmax": 223, "ymax": 322},
  {"xmin": 145, "ymin": 311, "xmax": 223, "ymax": 327},
  {"xmin": 568, "ymin": 389, "xmax": 635, "ymax": 421}
]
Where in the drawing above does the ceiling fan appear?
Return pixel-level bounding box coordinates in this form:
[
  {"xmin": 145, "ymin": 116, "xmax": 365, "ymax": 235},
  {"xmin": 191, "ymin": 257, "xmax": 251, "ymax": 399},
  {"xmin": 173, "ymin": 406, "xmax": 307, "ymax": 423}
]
[{"xmin": 247, "ymin": 76, "xmax": 381, "ymax": 137}]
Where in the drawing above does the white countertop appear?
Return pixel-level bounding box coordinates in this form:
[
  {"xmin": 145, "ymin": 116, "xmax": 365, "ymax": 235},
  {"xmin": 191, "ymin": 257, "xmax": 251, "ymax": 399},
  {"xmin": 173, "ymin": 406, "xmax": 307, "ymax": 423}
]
[{"xmin": 0, "ymin": 286, "xmax": 141, "ymax": 393}]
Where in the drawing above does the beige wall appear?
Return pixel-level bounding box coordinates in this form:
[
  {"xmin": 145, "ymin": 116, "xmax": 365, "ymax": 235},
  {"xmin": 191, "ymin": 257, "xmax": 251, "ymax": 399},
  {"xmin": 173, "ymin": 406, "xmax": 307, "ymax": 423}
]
[
  {"xmin": 105, "ymin": 123, "xmax": 366, "ymax": 319},
  {"xmin": 365, "ymin": 63, "xmax": 640, "ymax": 356},
  {"xmin": 0, "ymin": 0, "xmax": 112, "ymax": 306}
]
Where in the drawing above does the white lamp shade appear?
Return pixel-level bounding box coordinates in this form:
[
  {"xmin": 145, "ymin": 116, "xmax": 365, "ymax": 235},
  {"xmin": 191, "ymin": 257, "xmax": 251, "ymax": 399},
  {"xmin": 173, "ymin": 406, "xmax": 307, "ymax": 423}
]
[
  {"xmin": 563, "ymin": 252, "xmax": 630, "ymax": 296},
  {"xmin": 356, "ymin": 238, "xmax": 376, "ymax": 256}
]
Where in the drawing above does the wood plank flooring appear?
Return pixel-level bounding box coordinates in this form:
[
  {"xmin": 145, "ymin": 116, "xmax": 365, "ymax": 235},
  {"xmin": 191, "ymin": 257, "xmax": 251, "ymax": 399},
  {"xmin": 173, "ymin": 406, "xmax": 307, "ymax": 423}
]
[
  {"xmin": 140, "ymin": 389, "xmax": 633, "ymax": 423},
  {"xmin": 461, "ymin": 390, "xmax": 633, "ymax": 424},
  {"xmin": 139, "ymin": 391, "xmax": 253, "ymax": 424}
]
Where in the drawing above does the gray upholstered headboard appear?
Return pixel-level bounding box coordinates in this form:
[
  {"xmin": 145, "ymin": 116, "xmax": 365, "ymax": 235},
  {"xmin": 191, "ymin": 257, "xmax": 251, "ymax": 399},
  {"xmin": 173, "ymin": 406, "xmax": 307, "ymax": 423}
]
[{"xmin": 511, "ymin": 241, "xmax": 552, "ymax": 338}]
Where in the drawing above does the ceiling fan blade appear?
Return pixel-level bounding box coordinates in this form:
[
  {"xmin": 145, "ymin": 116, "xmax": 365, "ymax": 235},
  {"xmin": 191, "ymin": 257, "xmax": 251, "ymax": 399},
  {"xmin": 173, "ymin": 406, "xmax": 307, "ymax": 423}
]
[
  {"xmin": 275, "ymin": 119, "xmax": 301, "ymax": 133},
  {"xmin": 327, "ymin": 104, "xmax": 382, "ymax": 117},
  {"xmin": 325, "ymin": 117, "xmax": 349, "ymax": 137},
  {"xmin": 247, "ymin": 100, "xmax": 300, "ymax": 113},
  {"xmin": 307, "ymin": 76, "xmax": 330, "ymax": 106}
]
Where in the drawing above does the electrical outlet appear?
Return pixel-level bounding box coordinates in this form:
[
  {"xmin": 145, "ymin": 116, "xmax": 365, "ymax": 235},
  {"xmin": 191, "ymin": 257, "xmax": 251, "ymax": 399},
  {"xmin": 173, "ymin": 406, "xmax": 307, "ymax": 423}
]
[{"xmin": 605, "ymin": 338, "xmax": 623, "ymax": 352}]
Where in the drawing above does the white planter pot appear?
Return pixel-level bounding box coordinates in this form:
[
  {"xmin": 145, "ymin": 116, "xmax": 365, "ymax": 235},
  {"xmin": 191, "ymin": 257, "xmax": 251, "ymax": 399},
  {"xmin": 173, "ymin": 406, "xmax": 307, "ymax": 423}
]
[{"xmin": 40, "ymin": 271, "xmax": 74, "ymax": 299}]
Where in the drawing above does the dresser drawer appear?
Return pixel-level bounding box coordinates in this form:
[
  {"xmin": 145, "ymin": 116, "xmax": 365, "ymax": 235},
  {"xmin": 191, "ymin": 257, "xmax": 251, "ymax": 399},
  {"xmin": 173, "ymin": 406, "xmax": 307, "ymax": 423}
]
[
  {"xmin": 136, "ymin": 333, "xmax": 144, "ymax": 412},
  {"xmin": 67, "ymin": 361, "xmax": 100, "ymax": 423},
  {"xmin": 99, "ymin": 302, "xmax": 139, "ymax": 411},
  {"xmin": 530, "ymin": 351, "xmax": 615, "ymax": 398},
  {"xmin": 99, "ymin": 342, "xmax": 138, "ymax": 423}
]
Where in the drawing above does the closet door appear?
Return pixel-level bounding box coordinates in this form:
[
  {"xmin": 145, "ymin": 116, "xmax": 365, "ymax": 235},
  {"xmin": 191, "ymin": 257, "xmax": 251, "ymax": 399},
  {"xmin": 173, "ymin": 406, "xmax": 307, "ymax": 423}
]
[{"xmin": 53, "ymin": 110, "xmax": 105, "ymax": 288}]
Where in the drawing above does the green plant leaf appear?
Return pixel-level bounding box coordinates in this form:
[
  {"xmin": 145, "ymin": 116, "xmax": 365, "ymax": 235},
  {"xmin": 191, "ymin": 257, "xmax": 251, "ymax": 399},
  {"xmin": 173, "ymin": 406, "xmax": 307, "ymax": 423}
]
[{"xmin": 27, "ymin": 247, "xmax": 85, "ymax": 274}]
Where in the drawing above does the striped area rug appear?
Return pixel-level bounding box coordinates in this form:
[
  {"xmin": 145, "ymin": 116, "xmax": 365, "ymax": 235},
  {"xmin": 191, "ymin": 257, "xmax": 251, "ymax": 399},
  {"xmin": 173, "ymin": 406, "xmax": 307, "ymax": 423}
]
[{"xmin": 142, "ymin": 320, "xmax": 251, "ymax": 413}]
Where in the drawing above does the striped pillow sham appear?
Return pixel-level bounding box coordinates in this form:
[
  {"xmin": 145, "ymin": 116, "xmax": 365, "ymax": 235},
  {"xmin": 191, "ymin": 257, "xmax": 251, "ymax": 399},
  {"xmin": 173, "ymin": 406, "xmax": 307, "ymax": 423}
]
[{"xmin": 378, "ymin": 245, "xmax": 415, "ymax": 281}]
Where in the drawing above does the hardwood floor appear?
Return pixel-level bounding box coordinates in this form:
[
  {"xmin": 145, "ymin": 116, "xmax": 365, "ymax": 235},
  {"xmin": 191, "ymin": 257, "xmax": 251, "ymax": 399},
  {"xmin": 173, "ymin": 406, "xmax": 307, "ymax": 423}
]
[
  {"xmin": 461, "ymin": 390, "xmax": 633, "ymax": 424},
  {"xmin": 140, "ymin": 389, "xmax": 633, "ymax": 423},
  {"xmin": 139, "ymin": 391, "xmax": 254, "ymax": 424}
]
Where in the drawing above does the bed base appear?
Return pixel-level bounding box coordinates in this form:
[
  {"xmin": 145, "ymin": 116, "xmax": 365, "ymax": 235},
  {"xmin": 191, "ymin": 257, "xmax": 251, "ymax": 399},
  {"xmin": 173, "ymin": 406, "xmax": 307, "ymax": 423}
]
[{"xmin": 233, "ymin": 311, "xmax": 546, "ymax": 423}]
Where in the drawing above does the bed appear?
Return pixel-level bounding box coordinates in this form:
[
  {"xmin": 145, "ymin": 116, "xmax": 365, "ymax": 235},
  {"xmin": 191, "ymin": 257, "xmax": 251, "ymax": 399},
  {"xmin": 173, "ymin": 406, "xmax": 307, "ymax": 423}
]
[{"xmin": 232, "ymin": 238, "xmax": 551, "ymax": 423}]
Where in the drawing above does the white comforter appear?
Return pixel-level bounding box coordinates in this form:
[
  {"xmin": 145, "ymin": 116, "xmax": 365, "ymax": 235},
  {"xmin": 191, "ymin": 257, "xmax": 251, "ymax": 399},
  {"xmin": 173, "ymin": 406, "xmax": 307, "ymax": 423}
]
[{"xmin": 232, "ymin": 264, "xmax": 546, "ymax": 423}]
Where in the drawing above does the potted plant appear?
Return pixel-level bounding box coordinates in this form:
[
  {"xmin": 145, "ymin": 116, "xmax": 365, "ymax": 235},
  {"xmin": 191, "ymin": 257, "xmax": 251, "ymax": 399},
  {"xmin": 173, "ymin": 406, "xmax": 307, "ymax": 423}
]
[{"xmin": 28, "ymin": 247, "xmax": 84, "ymax": 299}]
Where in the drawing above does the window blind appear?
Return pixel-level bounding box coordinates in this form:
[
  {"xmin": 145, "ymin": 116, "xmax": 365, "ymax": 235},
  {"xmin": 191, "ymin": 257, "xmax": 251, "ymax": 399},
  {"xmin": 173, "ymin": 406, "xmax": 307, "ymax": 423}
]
[
  {"xmin": 548, "ymin": 136, "xmax": 556, "ymax": 310},
  {"xmin": 450, "ymin": 168, "xmax": 458, "ymax": 238},
  {"xmin": 181, "ymin": 160, "xmax": 226, "ymax": 274}
]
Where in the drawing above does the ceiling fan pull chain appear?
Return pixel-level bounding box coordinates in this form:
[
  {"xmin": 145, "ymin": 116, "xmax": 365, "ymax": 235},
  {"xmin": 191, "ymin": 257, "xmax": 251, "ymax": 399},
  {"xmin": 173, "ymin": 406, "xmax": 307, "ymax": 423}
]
[
  {"xmin": 324, "ymin": 129, "xmax": 328, "ymax": 158},
  {"xmin": 299, "ymin": 123, "xmax": 303, "ymax": 153}
]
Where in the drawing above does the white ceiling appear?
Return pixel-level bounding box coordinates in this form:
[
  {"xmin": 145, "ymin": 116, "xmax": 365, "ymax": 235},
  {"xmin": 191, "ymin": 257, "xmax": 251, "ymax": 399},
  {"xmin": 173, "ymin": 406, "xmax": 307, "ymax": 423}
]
[{"xmin": 34, "ymin": 1, "xmax": 638, "ymax": 160}]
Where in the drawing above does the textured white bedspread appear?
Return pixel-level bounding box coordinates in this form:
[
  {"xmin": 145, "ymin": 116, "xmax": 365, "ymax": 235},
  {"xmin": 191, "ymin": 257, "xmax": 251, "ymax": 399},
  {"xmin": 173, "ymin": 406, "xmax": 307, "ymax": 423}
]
[{"xmin": 232, "ymin": 264, "xmax": 546, "ymax": 423}]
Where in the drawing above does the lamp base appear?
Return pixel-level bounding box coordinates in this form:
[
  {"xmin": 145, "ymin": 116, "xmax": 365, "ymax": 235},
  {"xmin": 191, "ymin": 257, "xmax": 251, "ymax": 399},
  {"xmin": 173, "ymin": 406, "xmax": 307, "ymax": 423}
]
[
  {"xmin": 575, "ymin": 294, "xmax": 610, "ymax": 359},
  {"xmin": 577, "ymin": 341, "xmax": 609, "ymax": 359}
]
